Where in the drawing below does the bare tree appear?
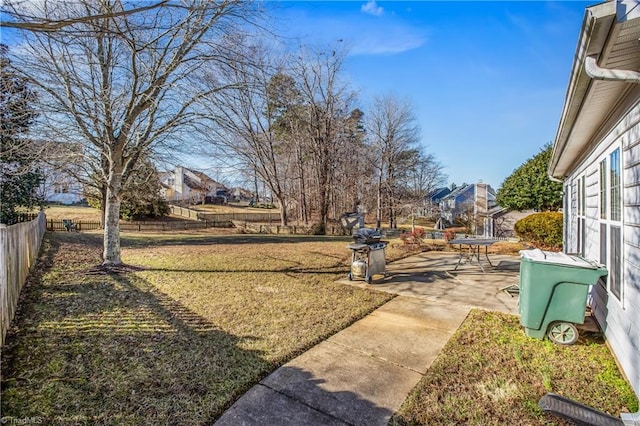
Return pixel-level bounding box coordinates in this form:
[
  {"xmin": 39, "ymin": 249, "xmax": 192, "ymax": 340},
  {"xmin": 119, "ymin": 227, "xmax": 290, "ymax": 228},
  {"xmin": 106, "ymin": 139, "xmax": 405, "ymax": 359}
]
[
  {"xmin": 293, "ymin": 47, "xmax": 356, "ymax": 232},
  {"xmin": 205, "ymin": 42, "xmax": 294, "ymax": 225},
  {"xmin": 331, "ymin": 108, "xmax": 370, "ymax": 218},
  {"xmin": 10, "ymin": 0, "xmax": 264, "ymax": 265},
  {"xmin": 398, "ymin": 148, "xmax": 447, "ymax": 229},
  {"xmin": 1, "ymin": 1, "xmax": 169, "ymax": 31},
  {"xmin": 367, "ymin": 94, "xmax": 420, "ymax": 229}
]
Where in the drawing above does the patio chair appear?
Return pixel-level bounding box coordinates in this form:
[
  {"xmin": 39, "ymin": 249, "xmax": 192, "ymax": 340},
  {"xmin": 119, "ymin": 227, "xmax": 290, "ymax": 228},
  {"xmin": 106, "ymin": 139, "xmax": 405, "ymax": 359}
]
[{"xmin": 62, "ymin": 219, "xmax": 78, "ymax": 232}]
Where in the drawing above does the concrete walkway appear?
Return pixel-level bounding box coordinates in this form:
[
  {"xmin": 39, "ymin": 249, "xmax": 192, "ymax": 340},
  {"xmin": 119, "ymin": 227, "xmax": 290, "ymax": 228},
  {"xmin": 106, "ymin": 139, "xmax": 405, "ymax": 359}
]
[{"xmin": 215, "ymin": 252, "xmax": 521, "ymax": 426}]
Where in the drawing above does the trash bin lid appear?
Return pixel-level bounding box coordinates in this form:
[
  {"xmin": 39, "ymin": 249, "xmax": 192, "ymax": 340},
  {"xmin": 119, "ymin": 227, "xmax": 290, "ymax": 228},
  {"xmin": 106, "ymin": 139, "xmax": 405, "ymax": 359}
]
[{"xmin": 520, "ymin": 249, "xmax": 601, "ymax": 269}]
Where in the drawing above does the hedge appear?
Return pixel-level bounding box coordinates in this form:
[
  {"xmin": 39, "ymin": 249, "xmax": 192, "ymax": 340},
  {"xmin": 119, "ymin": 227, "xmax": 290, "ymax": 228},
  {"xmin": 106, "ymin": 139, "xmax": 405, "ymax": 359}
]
[{"xmin": 514, "ymin": 211, "xmax": 563, "ymax": 250}]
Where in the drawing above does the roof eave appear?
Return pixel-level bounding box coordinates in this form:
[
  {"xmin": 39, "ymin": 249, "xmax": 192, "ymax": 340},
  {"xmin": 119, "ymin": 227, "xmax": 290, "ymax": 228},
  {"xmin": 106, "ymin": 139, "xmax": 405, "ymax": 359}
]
[{"xmin": 549, "ymin": 1, "xmax": 617, "ymax": 180}]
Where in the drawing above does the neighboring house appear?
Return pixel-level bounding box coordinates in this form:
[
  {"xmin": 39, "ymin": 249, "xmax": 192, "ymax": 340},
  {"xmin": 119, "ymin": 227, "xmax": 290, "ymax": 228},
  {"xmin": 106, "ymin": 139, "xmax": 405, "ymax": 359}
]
[
  {"xmin": 39, "ymin": 142, "xmax": 84, "ymax": 205},
  {"xmin": 230, "ymin": 187, "xmax": 254, "ymax": 202},
  {"xmin": 159, "ymin": 166, "xmax": 227, "ymax": 204},
  {"xmin": 418, "ymin": 187, "xmax": 451, "ymax": 218},
  {"xmin": 549, "ymin": 0, "xmax": 640, "ymax": 398},
  {"xmin": 487, "ymin": 207, "xmax": 535, "ymax": 238},
  {"xmin": 439, "ymin": 182, "xmax": 496, "ymax": 235}
]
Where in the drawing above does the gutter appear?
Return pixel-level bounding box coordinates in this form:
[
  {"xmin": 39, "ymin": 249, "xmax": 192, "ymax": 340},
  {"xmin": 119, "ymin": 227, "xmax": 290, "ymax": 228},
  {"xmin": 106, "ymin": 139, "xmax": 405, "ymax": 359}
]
[
  {"xmin": 547, "ymin": 9, "xmax": 597, "ymax": 180},
  {"xmin": 548, "ymin": 1, "xmax": 616, "ymax": 180}
]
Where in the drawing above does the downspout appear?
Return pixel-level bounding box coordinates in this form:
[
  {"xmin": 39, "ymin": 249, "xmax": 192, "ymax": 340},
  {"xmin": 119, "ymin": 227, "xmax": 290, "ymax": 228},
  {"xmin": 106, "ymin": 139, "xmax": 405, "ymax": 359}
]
[
  {"xmin": 585, "ymin": 54, "xmax": 640, "ymax": 426},
  {"xmin": 584, "ymin": 55, "xmax": 640, "ymax": 83}
]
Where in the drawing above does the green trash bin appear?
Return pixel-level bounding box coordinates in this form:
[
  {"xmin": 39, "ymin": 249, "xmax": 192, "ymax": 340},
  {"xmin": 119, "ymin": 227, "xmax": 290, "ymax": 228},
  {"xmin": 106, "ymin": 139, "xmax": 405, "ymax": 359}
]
[{"xmin": 519, "ymin": 249, "xmax": 607, "ymax": 345}]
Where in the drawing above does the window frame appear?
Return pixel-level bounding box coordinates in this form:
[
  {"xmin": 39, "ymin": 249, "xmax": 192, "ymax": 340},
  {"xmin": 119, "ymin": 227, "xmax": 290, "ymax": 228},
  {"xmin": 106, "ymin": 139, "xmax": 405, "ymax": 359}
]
[{"xmin": 598, "ymin": 146, "xmax": 623, "ymax": 303}]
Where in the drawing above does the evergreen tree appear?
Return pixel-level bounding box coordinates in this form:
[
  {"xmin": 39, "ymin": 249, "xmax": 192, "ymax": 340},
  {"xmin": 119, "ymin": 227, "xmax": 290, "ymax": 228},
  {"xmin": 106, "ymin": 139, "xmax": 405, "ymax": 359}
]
[
  {"xmin": 85, "ymin": 159, "xmax": 168, "ymax": 221},
  {"xmin": 496, "ymin": 144, "xmax": 562, "ymax": 211},
  {"xmin": 0, "ymin": 44, "xmax": 43, "ymax": 224}
]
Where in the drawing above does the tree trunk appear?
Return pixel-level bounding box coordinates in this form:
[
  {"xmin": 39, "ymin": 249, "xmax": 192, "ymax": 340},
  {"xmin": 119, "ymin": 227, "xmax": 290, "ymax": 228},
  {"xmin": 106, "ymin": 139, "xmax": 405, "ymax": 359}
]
[
  {"xmin": 297, "ymin": 145, "xmax": 308, "ymax": 225},
  {"xmin": 279, "ymin": 198, "xmax": 288, "ymax": 226},
  {"xmin": 103, "ymin": 170, "xmax": 122, "ymax": 265},
  {"xmin": 376, "ymin": 164, "xmax": 383, "ymax": 230},
  {"xmin": 253, "ymin": 166, "xmax": 260, "ymax": 203},
  {"xmin": 100, "ymin": 184, "xmax": 107, "ymax": 228}
]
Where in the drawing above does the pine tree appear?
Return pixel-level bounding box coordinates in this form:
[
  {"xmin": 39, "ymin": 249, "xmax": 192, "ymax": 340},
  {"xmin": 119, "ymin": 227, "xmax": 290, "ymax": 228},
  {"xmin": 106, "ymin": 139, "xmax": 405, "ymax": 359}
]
[
  {"xmin": 496, "ymin": 144, "xmax": 562, "ymax": 211},
  {"xmin": 0, "ymin": 44, "xmax": 43, "ymax": 224}
]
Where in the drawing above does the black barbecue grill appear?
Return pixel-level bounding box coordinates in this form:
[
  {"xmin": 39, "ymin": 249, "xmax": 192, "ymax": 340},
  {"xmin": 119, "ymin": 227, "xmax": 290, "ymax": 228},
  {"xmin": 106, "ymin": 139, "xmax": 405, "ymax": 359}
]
[{"xmin": 347, "ymin": 228, "xmax": 386, "ymax": 284}]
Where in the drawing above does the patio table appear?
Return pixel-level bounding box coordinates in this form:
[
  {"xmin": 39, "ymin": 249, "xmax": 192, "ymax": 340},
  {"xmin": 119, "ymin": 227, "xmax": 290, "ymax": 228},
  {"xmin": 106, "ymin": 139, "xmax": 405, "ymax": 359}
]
[{"xmin": 448, "ymin": 238, "xmax": 499, "ymax": 273}]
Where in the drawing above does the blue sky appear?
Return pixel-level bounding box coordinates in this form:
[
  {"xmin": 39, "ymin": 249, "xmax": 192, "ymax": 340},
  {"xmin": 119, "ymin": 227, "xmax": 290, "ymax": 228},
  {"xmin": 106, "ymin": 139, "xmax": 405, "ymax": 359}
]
[
  {"xmin": 2, "ymin": 1, "xmax": 600, "ymax": 190},
  {"xmin": 272, "ymin": 0, "xmax": 599, "ymax": 189}
]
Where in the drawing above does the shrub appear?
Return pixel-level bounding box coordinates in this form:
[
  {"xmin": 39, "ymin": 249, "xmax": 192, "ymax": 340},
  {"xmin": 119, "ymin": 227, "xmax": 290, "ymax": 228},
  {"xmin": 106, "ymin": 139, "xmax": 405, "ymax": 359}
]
[
  {"xmin": 514, "ymin": 212, "xmax": 563, "ymax": 250},
  {"xmin": 443, "ymin": 229, "xmax": 456, "ymax": 242},
  {"xmin": 310, "ymin": 222, "xmax": 326, "ymax": 235},
  {"xmin": 400, "ymin": 227, "xmax": 426, "ymax": 247}
]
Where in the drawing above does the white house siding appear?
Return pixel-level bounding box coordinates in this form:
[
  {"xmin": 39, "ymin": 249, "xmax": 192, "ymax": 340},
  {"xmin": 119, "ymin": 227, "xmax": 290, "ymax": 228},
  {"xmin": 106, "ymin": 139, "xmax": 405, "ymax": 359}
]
[
  {"xmin": 565, "ymin": 101, "xmax": 640, "ymax": 396},
  {"xmin": 585, "ymin": 167, "xmax": 600, "ymax": 258},
  {"xmin": 565, "ymin": 179, "xmax": 578, "ymax": 253}
]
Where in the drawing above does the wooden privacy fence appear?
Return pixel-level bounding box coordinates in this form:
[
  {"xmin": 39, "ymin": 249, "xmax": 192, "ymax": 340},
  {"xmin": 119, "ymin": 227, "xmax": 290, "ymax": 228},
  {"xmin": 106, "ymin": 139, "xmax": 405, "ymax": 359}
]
[
  {"xmin": 118, "ymin": 220, "xmax": 232, "ymax": 231},
  {"xmin": 234, "ymin": 222, "xmax": 348, "ymax": 236},
  {"xmin": 1, "ymin": 212, "xmax": 46, "ymax": 345},
  {"xmin": 170, "ymin": 205, "xmax": 280, "ymax": 223},
  {"xmin": 47, "ymin": 219, "xmax": 233, "ymax": 232},
  {"xmin": 47, "ymin": 219, "xmax": 102, "ymax": 232}
]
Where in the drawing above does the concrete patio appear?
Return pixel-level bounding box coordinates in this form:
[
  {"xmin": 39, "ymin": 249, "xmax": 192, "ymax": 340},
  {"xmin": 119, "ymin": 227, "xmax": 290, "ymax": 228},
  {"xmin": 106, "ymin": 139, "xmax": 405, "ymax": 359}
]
[
  {"xmin": 339, "ymin": 251, "xmax": 521, "ymax": 315},
  {"xmin": 215, "ymin": 251, "xmax": 521, "ymax": 426}
]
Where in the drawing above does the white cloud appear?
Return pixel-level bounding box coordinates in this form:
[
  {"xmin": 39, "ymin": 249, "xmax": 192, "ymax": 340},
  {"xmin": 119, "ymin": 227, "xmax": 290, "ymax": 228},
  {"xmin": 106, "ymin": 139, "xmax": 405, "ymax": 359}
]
[
  {"xmin": 351, "ymin": 30, "xmax": 425, "ymax": 55},
  {"xmin": 361, "ymin": 0, "xmax": 383, "ymax": 17},
  {"xmin": 280, "ymin": 6, "xmax": 426, "ymax": 56}
]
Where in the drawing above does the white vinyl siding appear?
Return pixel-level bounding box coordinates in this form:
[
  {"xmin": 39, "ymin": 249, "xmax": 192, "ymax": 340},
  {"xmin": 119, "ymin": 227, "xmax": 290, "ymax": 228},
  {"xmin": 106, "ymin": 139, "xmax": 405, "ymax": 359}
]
[{"xmin": 575, "ymin": 100, "xmax": 640, "ymax": 398}]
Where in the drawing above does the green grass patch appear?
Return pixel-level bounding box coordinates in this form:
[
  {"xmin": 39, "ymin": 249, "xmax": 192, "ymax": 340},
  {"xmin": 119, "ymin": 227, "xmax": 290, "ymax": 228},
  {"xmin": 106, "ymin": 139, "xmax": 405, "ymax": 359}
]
[
  {"xmin": 391, "ymin": 310, "xmax": 638, "ymax": 425},
  {"xmin": 1, "ymin": 232, "xmax": 393, "ymax": 424}
]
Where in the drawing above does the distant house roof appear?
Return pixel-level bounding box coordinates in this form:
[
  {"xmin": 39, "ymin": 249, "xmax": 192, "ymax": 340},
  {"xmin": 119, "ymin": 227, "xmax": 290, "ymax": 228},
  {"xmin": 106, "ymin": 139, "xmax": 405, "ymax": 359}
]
[
  {"xmin": 179, "ymin": 167, "xmax": 227, "ymax": 192},
  {"xmin": 427, "ymin": 187, "xmax": 451, "ymax": 202},
  {"xmin": 441, "ymin": 183, "xmax": 496, "ymax": 202},
  {"xmin": 441, "ymin": 184, "xmax": 471, "ymax": 201},
  {"xmin": 188, "ymin": 169, "xmax": 220, "ymax": 185},
  {"xmin": 488, "ymin": 206, "xmax": 508, "ymax": 218},
  {"xmin": 231, "ymin": 187, "xmax": 253, "ymax": 198}
]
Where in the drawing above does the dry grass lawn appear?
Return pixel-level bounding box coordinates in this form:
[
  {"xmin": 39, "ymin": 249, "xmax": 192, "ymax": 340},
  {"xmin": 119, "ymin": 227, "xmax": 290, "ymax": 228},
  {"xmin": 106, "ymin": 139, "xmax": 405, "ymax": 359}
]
[
  {"xmin": 392, "ymin": 310, "xmax": 638, "ymax": 426},
  {"xmin": 41, "ymin": 205, "xmax": 102, "ymax": 221},
  {"xmin": 1, "ymin": 232, "xmax": 393, "ymax": 424},
  {"xmin": 4, "ymin": 228, "xmax": 631, "ymax": 425}
]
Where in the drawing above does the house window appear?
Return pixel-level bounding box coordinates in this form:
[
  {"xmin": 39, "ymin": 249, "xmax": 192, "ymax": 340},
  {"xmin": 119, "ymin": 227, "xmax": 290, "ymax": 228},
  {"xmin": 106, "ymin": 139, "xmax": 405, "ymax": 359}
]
[
  {"xmin": 610, "ymin": 225, "xmax": 621, "ymax": 299},
  {"xmin": 577, "ymin": 175, "xmax": 586, "ymax": 256},
  {"xmin": 599, "ymin": 147, "xmax": 622, "ymax": 302},
  {"xmin": 610, "ymin": 148, "xmax": 621, "ymax": 221},
  {"xmin": 599, "ymin": 159, "xmax": 606, "ymax": 219},
  {"xmin": 600, "ymin": 223, "xmax": 607, "ymax": 265}
]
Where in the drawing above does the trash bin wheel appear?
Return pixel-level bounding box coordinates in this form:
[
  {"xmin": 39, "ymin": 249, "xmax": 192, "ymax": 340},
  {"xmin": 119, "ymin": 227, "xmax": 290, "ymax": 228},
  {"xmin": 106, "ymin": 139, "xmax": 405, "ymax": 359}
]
[
  {"xmin": 547, "ymin": 321, "xmax": 579, "ymax": 345},
  {"xmin": 347, "ymin": 272, "xmax": 353, "ymax": 281},
  {"xmin": 365, "ymin": 274, "xmax": 372, "ymax": 284}
]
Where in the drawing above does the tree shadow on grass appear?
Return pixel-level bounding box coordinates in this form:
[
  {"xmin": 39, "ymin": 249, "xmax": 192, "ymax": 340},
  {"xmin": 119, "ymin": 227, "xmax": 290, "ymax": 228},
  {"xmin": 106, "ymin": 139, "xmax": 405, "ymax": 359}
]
[
  {"xmin": 121, "ymin": 233, "xmax": 352, "ymax": 249},
  {"xmin": 1, "ymin": 233, "xmax": 272, "ymax": 425},
  {"xmin": 216, "ymin": 365, "xmax": 395, "ymax": 426}
]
